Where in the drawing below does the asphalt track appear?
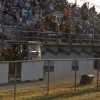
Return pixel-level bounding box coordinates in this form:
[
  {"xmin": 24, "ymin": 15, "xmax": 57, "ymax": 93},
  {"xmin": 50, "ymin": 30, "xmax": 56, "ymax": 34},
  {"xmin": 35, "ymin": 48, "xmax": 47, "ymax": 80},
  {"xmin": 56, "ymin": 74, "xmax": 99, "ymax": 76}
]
[{"xmin": 0, "ymin": 70, "xmax": 100, "ymax": 91}]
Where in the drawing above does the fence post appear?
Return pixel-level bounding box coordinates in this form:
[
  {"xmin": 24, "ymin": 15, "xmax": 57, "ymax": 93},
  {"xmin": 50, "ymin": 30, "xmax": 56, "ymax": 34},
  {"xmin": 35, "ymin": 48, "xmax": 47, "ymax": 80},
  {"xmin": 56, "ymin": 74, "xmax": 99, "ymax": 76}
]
[
  {"xmin": 45, "ymin": 33, "xmax": 47, "ymax": 48},
  {"xmin": 74, "ymin": 59, "xmax": 77, "ymax": 91},
  {"xmin": 47, "ymin": 59, "xmax": 50, "ymax": 95},
  {"xmin": 97, "ymin": 59, "xmax": 99, "ymax": 87},
  {"xmin": 2, "ymin": 25, "xmax": 4, "ymax": 49},
  {"xmin": 14, "ymin": 62, "xmax": 17, "ymax": 100}
]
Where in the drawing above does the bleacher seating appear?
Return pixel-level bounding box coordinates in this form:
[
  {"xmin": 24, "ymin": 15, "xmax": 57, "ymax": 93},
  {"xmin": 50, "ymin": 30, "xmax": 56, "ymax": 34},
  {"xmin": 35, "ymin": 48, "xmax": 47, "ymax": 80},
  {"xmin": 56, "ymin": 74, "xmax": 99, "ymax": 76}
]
[{"xmin": 0, "ymin": 0, "xmax": 100, "ymax": 49}]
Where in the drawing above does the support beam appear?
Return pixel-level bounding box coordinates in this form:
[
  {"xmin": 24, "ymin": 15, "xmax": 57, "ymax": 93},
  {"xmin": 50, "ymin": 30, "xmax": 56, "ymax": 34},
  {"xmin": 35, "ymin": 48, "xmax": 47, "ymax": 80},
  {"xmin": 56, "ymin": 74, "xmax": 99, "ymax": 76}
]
[
  {"xmin": 58, "ymin": 48, "xmax": 70, "ymax": 55},
  {"xmin": 92, "ymin": 49, "xmax": 100, "ymax": 54},
  {"xmin": 82, "ymin": 48, "xmax": 92, "ymax": 56},
  {"xmin": 71, "ymin": 49, "xmax": 81, "ymax": 55},
  {"xmin": 47, "ymin": 48, "xmax": 57, "ymax": 55}
]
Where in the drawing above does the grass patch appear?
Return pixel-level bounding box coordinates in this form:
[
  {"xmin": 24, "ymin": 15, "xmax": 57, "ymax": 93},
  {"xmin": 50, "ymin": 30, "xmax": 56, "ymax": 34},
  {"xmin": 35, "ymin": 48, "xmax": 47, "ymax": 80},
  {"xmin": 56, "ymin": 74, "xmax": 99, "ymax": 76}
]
[{"xmin": 0, "ymin": 82, "xmax": 100, "ymax": 100}]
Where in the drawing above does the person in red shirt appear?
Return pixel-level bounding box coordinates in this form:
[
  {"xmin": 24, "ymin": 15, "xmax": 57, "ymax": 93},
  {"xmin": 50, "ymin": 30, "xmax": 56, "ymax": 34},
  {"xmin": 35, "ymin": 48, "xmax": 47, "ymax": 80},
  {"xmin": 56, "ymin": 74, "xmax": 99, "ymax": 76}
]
[
  {"xmin": 43, "ymin": 21, "xmax": 50, "ymax": 31},
  {"xmin": 55, "ymin": 23, "xmax": 61, "ymax": 33},
  {"xmin": 1, "ymin": 43, "xmax": 14, "ymax": 61}
]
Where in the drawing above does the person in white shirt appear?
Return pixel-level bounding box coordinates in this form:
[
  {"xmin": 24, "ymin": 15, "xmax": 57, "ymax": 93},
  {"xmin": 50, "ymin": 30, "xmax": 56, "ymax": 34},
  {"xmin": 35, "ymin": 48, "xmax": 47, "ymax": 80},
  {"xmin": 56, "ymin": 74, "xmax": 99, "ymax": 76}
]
[
  {"xmin": 22, "ymin": 7, "xmax": 27, "ymax": 17},
  {"xmin": 28, "ymin": 47, "xmax": 32, "ymax": 60},
  {"xmin": 49, "ymin": 3, "xmax": 54, "ymax": 12},
  {"xmin": 25, "ymin": 0, "xmax": 30, "ymax": 8},
  {"xmin": 26, "ymin": 18, "xmax": 32, "ymax": 27}
]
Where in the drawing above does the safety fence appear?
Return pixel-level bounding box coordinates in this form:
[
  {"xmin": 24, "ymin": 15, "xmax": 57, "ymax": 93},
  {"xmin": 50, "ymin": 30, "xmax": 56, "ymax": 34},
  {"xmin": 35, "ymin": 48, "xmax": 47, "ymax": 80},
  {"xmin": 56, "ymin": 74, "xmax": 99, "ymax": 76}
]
[{"xmin": 0, "ymin": 58, "xmax": 100, "ymax": 100}]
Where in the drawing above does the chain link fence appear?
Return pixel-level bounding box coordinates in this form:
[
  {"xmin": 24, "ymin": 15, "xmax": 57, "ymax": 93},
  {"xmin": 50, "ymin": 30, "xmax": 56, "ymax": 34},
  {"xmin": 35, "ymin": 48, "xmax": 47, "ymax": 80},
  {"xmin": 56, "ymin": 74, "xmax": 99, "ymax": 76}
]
[{"xmin": 0, "ymin": 58, "xmax": 100, "ymax": 100}]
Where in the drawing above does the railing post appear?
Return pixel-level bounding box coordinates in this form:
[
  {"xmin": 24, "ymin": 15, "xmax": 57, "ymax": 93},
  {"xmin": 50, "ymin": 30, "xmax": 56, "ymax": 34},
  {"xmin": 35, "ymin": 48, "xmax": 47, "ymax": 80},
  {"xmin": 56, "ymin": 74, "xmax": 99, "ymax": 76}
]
[
  {"xmin": 47, "ymin": 59, "xmax": 50, "ymax": 95},
  {"xmin": 75, "ymin": 59, "xmax": 77, "ymax": 91},
  {"xmin": 80, "ymin": 34, "xmax": 82, "ymax": 47},
  {"xmin": 97, "ymin": 59, "xmax": 99, "ymax": 87},
  {"xmin": 16, "ymin": 23, "xmax": 19, "ymax": 41},
  {"xmin": 2, "ymin": 25, "xmax": 4, "ymax": 49},
  {"xmin": 68, "ymin": 33, "xmax": 71, "ymax": 51},
  {"xmin": 14, "ymin": 62, "xmax": 17, "ymax": 100},
  {"xmin": 91, "ymin": 35, "xmax": 93, "ymax": 49},
  {"xmin": 57, "ymin": 32, "xmax": 59, "ymax": 46},
  {"xmin": 45, "ymin": 32, "xmax": 47, "ymax": 47},
  {"xmin": 70, "ymin": 33, "xmax": 72, "ymax": 48}
]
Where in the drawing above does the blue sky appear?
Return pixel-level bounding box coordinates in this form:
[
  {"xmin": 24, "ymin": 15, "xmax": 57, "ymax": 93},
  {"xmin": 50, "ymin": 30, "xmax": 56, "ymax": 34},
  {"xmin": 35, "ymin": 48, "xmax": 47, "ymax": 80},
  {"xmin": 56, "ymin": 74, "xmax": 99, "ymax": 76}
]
[{"xmin": 69, "ymin": 0, "xmax": 100, "ymax": 13}]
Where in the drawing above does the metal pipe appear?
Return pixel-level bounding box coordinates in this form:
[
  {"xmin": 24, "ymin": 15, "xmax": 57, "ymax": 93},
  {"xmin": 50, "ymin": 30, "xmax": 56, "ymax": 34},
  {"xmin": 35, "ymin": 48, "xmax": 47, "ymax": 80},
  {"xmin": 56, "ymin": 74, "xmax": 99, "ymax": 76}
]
[
  {"xmin": 75, "ymin": 60, "xmax": 77, "ymax": 91},
  {"xmin": 97, "ymin": 59, "xmax": 99, "ymax": 87},
  {"xmin": 47, "ymin": 60, "xmax": 50, "ymax": 95},
  {"xmin": 14, "ymin": 62, "xmax": 17, "ymax": 100}
]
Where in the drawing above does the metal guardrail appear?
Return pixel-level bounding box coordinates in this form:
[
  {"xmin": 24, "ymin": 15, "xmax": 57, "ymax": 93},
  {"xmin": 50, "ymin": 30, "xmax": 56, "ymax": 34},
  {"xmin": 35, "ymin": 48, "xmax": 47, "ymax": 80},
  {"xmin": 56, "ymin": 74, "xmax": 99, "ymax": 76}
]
[
  {"xmin": 15, "ymin": 30, "xmax": 100, "ymax": 45},
  {"xmin": 1, "ymin": 28, "xmax": 100, "ymax": 47}
]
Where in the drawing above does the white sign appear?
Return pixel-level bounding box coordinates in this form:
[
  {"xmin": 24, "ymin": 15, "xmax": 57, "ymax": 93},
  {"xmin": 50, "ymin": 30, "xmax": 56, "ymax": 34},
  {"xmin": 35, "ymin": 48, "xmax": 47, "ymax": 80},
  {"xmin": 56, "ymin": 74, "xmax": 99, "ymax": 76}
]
[
  {"xmin": 21, "ymin": 61, "xmax": 44, "ymax": 81},
  {"xmin": 79, "ymin": 60, "xmax": 94, "ymax": 75},
  {"xmin": 0, "ymin": 63, "xmax": 9, "ymax": 84},
  {"xmin": 54, "ymin": 60, "xmax": 72, "ymax": 77}
]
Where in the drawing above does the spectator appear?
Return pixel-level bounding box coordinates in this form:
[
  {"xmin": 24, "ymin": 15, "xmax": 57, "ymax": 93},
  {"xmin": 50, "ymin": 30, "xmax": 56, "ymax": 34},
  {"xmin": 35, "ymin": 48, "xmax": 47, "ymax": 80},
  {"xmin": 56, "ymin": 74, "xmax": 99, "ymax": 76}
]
[
  {"xmin": 22, "ymin": 15, "xmax": 27, "ymax": 23},
  {"xmin": 22, "ymin": 7, "xmax": 27, "ymax": 17},
  {"xmin": 25, "ymin": 0, "xmax": 31, "ymax": 8},
  {"xmin": 20, "ymin": 44, "xmax": 28, "ymax": 60},
  {"xmin": 55, "ymin": 23, "xmax": 61, "ymax": 33},
  {"xmin": 34, "ymin": 12, "xmax": 40, "ymax": 19},
  {"xmin": 27, "ymin": 8, "xmax": 33, "ymax": 19},
  {"xmin": 75, "ymin": 23, "xmax": 82, "ymax": 43},
  {"xmin": 48, "ymin": 2, "xmax": 54, "ymax": 12},
  {"xmin": 43, "ymin": 21, "xmax": 50, "ymax": 31},
  {"xmin": 1, "ymin": 43, "xmax": 14, "ymax": 61}
]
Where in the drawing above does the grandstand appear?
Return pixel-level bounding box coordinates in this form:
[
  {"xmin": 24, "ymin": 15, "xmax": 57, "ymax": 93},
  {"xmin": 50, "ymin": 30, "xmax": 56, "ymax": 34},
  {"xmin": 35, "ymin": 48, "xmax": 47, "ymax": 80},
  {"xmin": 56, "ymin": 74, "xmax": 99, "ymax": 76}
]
[{"xmin": 0, "ymin": 0, "xmax": 100, "ymax": 59}]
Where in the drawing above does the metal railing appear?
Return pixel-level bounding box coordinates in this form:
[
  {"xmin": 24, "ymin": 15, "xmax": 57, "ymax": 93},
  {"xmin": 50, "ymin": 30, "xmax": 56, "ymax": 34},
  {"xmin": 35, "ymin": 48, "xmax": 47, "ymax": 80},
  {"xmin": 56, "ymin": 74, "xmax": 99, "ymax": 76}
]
[
  {"xmin": 0, "ymin": 58, "xmax": 100, "ymax": 100},
  {"xmin": 15, "ymin": 30, "xmax": 100, "ymax": 45},
  {"xmin": 1, "ymin": 29, "xmax": 100, "ymax": 46}
]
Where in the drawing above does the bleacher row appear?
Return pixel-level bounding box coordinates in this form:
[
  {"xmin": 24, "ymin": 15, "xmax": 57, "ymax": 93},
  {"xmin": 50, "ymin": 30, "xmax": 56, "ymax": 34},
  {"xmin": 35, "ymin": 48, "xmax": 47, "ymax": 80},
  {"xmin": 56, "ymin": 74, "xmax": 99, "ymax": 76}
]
[{"xmin": 0, "ymin": 0, "xmax": 100, "ymax": 45}]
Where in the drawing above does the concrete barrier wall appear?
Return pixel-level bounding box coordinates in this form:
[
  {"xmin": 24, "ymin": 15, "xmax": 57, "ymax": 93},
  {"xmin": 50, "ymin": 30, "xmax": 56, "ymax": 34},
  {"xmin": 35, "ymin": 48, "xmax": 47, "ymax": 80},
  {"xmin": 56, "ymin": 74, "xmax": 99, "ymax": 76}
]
[{"xmin": 0, "ymin": 63, "xmax": 9, "ymax": 84}]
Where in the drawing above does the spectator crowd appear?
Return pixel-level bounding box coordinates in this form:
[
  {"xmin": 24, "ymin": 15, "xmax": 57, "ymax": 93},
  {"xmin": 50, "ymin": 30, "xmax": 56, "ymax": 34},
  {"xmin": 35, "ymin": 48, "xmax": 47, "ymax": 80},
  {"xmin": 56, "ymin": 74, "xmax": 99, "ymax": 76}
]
[{"xmin": 0, "ymin": 0, "xmax": 100, "ymax": 43}]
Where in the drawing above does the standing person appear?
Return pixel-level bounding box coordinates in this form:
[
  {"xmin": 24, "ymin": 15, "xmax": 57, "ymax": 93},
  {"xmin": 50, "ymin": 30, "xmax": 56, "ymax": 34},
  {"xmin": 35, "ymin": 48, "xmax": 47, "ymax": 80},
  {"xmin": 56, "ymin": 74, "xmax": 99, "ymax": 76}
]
[
  {"xmin": 27, "ymin": 8, "xmax": 33, "ymax": 19},
  {"xmin": 12, "ymin": 45, "xmax": 19, "ymax": 61},
  {"xmin": 1, "ymin": 43, "xmax": 14, "ymax": 79},
  {"xmin": 1, "ymin": 43, "xmax": 14, "ymax": 61},
  {"xmin": 20, "ymin": 44, "xmax": 29, "ymax": 60},
  {"xmin": 12, "ymin": 44, "xmax": 21, "ymax": 76},
  {"xmin": 75, "ymin": 23, "xmax": 82, "ymax": 43},
  {"xmin": 28, "ymin": 46, "xmax": 32, "ymax": 60}
]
